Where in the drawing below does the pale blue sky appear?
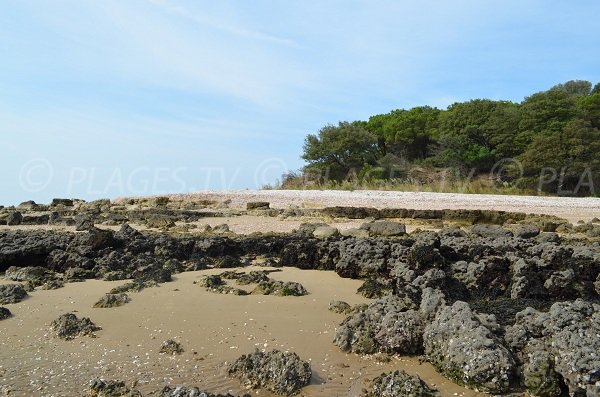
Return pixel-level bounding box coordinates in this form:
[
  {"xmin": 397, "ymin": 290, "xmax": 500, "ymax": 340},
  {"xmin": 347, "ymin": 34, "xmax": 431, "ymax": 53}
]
[{"xmin": 1, "ymin": 1, "xmax": 599, "ymax": 204}]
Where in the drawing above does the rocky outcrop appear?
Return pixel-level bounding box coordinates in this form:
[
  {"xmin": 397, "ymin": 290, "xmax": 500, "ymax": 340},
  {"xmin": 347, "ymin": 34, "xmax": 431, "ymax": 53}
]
[
  {"xmin": 505, "ymin": 300, "xmax": 600, "ymax": 396},
  {"xmin": 88, "ymin": 378, "xmax": 142, "ymax": 397},
  {"xmin": 160, "ymin": 339, "xmax": 184, "ymax": 355},
  {"xmin": 0, "ymin": 306, "xmax": 11, "ymax": 320},
  {"xmin": 361, "ymin": 370, "xmax": 436, "ymax": 397},
  {"xmin": 93, "ymin": 293, "xmax": 130, "ymax": 308},
  {"xmin": 251, "ymin": 280, "xmax": 308, "ymax": 296},
  {"xmin": 51, "ymin": 313, "xmax": 101, "ymax": 340},
  {"xmin": 228, "ymin": 349, "xmax": 311, "ymax": 396},
  {"xmin": 423, "ymin": 301, "xmax": 516, "ymax": 393},
  {"xmin": 0, "ymin": 284, "xmax": 28, "ymax": 304},
  {"xmin": 334, "ymin": 295, "xmax": 421, "ymax": 355}
]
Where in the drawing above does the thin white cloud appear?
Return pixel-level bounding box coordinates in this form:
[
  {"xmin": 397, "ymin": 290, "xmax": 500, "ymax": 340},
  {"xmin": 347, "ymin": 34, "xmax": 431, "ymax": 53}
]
[{"xmin": 147, "ymin": 0, "xmax": 299, "ymax": 47}]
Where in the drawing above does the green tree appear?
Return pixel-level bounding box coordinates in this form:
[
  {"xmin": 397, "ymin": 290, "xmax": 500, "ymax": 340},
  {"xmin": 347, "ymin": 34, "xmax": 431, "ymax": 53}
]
[
  {"xmin": 550, "ymin": 80, "xmax": 592, "ymax": 96},
  {"xmin": 516, "ymin": 88, "xmax": 580, "ymax": 152},
  {"xmin": 302, "ymin": 121, "xmax": 378, "ymax": 181},
  {"xmin": 519, "ymin": 119, "xmax": 600, "ymax": 195},
  {"xmin": 577, "ymin": 92, "xmax": 600, "ymax": 129},
  {"xmin": 433, "ymin": 99, "xmax": 508, "ymax": 170}
]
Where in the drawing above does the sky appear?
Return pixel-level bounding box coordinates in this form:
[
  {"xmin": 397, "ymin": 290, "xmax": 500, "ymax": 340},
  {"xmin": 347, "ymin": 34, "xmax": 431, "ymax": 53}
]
[{"xmin": 1, "ymin": 0, "xmax": 599, "ymax": 205}]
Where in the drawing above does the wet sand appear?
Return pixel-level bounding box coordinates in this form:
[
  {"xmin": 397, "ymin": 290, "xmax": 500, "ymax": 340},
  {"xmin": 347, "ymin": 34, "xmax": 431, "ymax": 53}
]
[{"xmin": 0, "ymin": 267, "xmax": 485, "ymax": 397}]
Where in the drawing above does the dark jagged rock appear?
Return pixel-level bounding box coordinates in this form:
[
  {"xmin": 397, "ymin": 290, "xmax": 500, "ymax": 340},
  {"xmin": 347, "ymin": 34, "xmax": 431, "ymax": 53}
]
[
  {"xmin": 0, "ymin": 284, "xmax": 28, "ymax": 304},
  {"xmin": 74, "ymin": 215, "xmax": 95, "ymax": 231},
  {"xmin": 160, "ymin": 339, "xmax": 184, "ymax": 355},
  {"xmin": 252, "ymin": 280, "xmax": 307, "ymax": 296},
  {"xmin": 0, "ymin": 306, "xmax": 12, "ymax": 320},
  {"xmin": 88, "ymin": 378, "xmax": 142, "ymax": 397},
  {"xmin": 246, "ymin": 201, "xmax": 270, "ymax": 210},
  {"xmin": 470, "ymin": 224, "xmax": 513, "ymax": 238},
  {"xmin": 334, "ymin": 295, "xmax": 420, "ymax": 355},
  {"xmin": 109, "ymin": 280, "xmax": 156, "ymax": 294},
  {"xmin": 5, "ymin": 265, "xmax": 55, "ymax": 287},
  {"xmin": 514, "ymin": 224, "xmax": 541, "ymax": 239},
  {"xmin": 505, "ymin": 300, "xmax": 600, "ymax": 396},
  {"xmin": 93, "ymin": 293, "xmax": 130, "ymax": 308},
  {"xmin": 51, "ymin": 198, "xmax": 74, "ymax": 207},
  {"xmin": 64, "ymin": 266, "xmax": 95, "ymax": 282},
  {"xmin": 423, "ymin": 301, "xmax": 516, "ymax": 393},
  {"xmin": 6, "ymin": 211, "xmax": 23, "ymax": 226},
  {"xmin": 361, "ymin": 370, "xmax": 436, "ymax": 397},
  {"xmin": 228, "ymin": 349, "xmax": 311, "ymax": 395},
  {"xmin": 328, "ymin": 300, "xmax": 352, "ymax": 314},
  {"xmin": 322, "ymin": 206, "xmax": 380, "ymax": 219},
  {"xmin": 51, "ymin": 313, "xmax": 101, "ymax": 340},
  {"xmin": 360, "ymin": 220, "xmax": 406, "ymax": 237},
  {"xmin": 357, "ymin": 278, "xmax": 391, "ymax": 298}
]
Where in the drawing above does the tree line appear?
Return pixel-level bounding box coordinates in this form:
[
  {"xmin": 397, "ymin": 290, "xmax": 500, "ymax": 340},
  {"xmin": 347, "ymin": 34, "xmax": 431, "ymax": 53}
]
[{"xmin": 299, "ymin": 80, "xmax": 600, "ymax": 196}]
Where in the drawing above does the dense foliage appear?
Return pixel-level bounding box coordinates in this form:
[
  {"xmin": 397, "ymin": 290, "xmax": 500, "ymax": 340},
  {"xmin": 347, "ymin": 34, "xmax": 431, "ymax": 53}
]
[{"xmin": 300, "ymin": 80, "xmax": 600, "ymax": 196}]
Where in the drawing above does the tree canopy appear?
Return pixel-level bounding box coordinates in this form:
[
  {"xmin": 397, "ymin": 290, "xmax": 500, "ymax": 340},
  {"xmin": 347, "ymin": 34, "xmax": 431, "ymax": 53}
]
[{"xmin": 300, "ymin": 80, "xmax": 600, "ymax": 196}]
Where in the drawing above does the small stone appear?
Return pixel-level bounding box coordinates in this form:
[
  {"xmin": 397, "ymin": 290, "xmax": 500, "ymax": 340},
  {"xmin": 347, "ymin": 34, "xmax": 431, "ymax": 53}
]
[
  {"xmin": 93, "ymin": 293, "xmax": 130, "ymax": 308},
  {"xmin": 160, "ymin": 339, "xmax": 184, "ymax": 355}
]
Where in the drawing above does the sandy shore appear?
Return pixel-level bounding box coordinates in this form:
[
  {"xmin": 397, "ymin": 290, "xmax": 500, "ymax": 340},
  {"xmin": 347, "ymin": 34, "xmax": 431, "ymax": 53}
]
[
  {"xmin": 0, "ymin": 268, "xmax": 483, "ymax": 397},
  {"xmin": 149, "ymin": 190, "xmax": 600, "ymax": 224}
]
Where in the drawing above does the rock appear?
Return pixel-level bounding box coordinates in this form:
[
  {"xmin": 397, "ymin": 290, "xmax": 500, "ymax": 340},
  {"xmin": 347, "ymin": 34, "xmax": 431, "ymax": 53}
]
[
  {"xmin": 64, "ymin": 267, "xmax": 94, "ymax": 282},
  {"xmin": 470, "ymin": 224, "xmax": 513, "ymax": 238},
  {"xmin": 423, "ymin": 301, "xmax": 516, "ymax": 393},
  {"xmin": 229, "ymin": 270, "xmax": 271, "ymax": 285},
  {"xmin": 40, "ymin": 279, "xmax": 65, "ymax": 290},
  {"xmin": 160, "ymin": 339, "xmax": 184, "ymax": 355},
  {"xmin": 0, "ymin": 307, "xmax": 12, "ymax": 320},
  {"xmin": 5, "ymin": 266, "xmax": 50, "ymax": 282},
  {"xmin": 51, "ymin": 313, "xmax": 101, "ymax": 340},
  {"xmin": 312, "ymin": 226, "xmax": 339, "ymax": 239},
  {"xmin": 406, "ymin": 231, "xmax": 443, "ymax": 269},
  {"xmin": 376, "ymin": 309, "xmax": 426, "ymax": 354},
  {"xmin": 295, "ymin": 222, "xmax": 329, "ymax": 236},
  {"xmin": 334, "ymin": 295, "xmax": 419, "ymax": 355},
  {"xmin": 0, "ymin": 284, "xmax": 28, "ymax": 304},
  {"xmin": 146, "ymin": 215, "xmax": 176, "ymax": 229},
  {"xmin": 212, "ymin": 224, "xmax": 230, "ymax": 234},
  {"xmin": 357, "ymin": 278, "xmax": 391, "ymax": 298},
  {"xmin": 17, "ymin": 200, "xmax": 38, "ymax": 211},
  {"xmin": 360, "ymin": 220, "xmax": 406, "ymax": 237},
  {"xmin": 51, "ymin": 198, "xmax": 74, "ymax": 207},
  {"xmin": 361, "ymin": 370, "xmax": 436, "ymax": 397},
  {"xmin": 543, "ymin": 269, "xmax": 575, "ymax": 298},
  {"xmin": 228, "ymin": 349, "xmax": 311, "ymax": 395},
  {"xmin": 76, "ymin": 227, "xmax": 115, "ymax": 249},
  {"xmin": 154, "ymin": 196, "xmax": 170, "ymax": 206},
  {"xmin": 247, "ymin": 201, "xmax": 270, "ymax": 210},
  {"xmin": 252, "ymin": 280, "xmax": 308, "ymax": 296},
  {"xmin": 110, "ymin": 280, "xmax": 155, "ymax": 294},
  {"xmin": 88, "ymin": 378, "xmax": 142, "ymax": 397},
  {"xmin": 6, "ymin": 211, "xmax": 23, "ymax": 226},
  {"xmin": 74, "ymin": 215, "xmax": 95, "ymax": 231},
  {"xmin": 328, "ymin": 300, "xmax": 352, "ymax": 314},
  {"xmin": 340, "ymin": 228, "xmax": 370, "ymax": 238},
  {"xmin": 93, "ymin": 293, "xmax": 130, "ymax": 308},
  {"xmin": 322, "ymin": 206, "xmax": 380, "ymax": 219},
  {"xmin": 419, "ymin": 288, "xmax": 446, "ymax": 320},
  {"xmin": 505, "ymin": 300, "xmax": 600, "ymax": 396},
  {"xmin": 335, "ymin": 239, "xmax": 390, "ymax": 279},
  {"xmin": 514, "ymin": 224, "xmax": 541, "ymax": 239},
  {"xmin": 522, "ymin": 340, "xmax": 562, "ymax": 397}
]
